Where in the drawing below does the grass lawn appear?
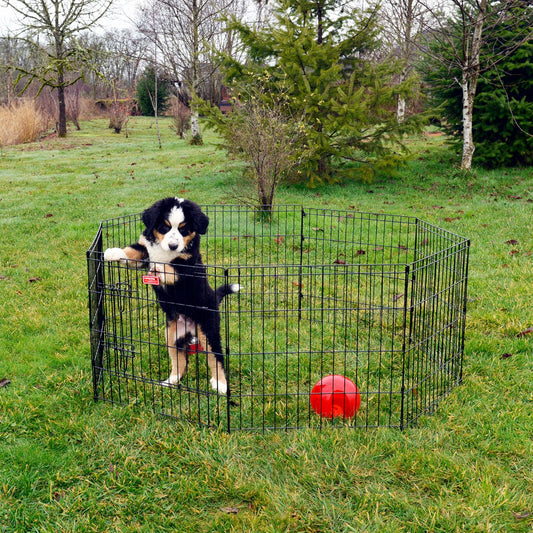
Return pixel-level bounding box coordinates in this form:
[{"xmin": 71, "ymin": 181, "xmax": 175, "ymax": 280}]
[{"xmin": 0, "ymin": 117, "xmax": 532, "ymax": 532}]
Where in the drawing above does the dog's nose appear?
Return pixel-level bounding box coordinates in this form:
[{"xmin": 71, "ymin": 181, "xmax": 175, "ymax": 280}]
[{"xmin": 169, "ymin": 242, "xmax": 179, "ymax": 251}]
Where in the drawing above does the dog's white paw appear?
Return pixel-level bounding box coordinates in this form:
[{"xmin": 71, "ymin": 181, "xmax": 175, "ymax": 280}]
[
  {"xmin": 104, "ymin": 247, "xmax": 128, "ymax": 262},
  {"xmin": 161, "ymin": 375, "xmax": 181, "ymax": 387},
  {"xmin": 210, "ymin": 378, "xmax": 227, "ymax": 395},
  {"xmin": 230, "ymin": 283, "xmax": 241, "ymax": 293}
]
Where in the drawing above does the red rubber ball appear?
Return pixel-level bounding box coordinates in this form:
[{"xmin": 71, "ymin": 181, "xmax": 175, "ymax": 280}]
[{"xmin": 310, "ymin": 375, "xmax": 361, "ymax": 418}]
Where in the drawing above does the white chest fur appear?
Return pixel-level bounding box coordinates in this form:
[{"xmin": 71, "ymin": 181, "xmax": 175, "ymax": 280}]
[{"xmin": 139, "ymin": 234, "xmax": 180, "ymax": 264}]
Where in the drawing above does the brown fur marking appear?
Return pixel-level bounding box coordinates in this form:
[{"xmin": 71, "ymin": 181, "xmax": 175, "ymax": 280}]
[
  {"xmin": 182, "ymin": 231, "xmax": 196, "ymax": 249},
  {"xmin": 166, "ymin": 320, "xmax": 189, "ymax": 381},
  {"xmin": 196, "ymin": 325, "xmax": 227, "ymax": 391}
]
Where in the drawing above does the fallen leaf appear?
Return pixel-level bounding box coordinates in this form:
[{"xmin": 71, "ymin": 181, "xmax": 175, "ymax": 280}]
[
  {"xmin": 512, "ymin": 510, "xmax": 531, "ymax": 520},
  {"xmin": 45, "ymin": 213, "xmax": 53, "ymax": 218},
  {"xmin": 221, "ymin": 507, "xmax": 239, "ymax": 515},
  {"xmin": 392, "ymin": 294, "xmax": 404, "ymax": 302},
  {"xmin": 312, "ymin": 227, "xmax": 324, "ymax": 232},
  {"xmin": 505, "ymin": 239, "xmax": 519, "ymax": 245},
  {"xmin": 398, "ymin": 245, "xmax": 408, "ymax": 251},
  {"xmin": 356, "ymin": 249, "xmax": 366, "ymax": 256},
  {"xmin": 292, "ymin": 281, "xmax": 304, "ymax": 288},
  {"xmin": 274, "ymin": 235, "xmax": 284, "ymax": 245},
  {"xmin": 334, "ymin": 259, "xmax": 346, "ymax": 264},
  {"xmin": 500, "ymin": 353, "xmax": 513, "ymax": 359},
  {"xmin": 117, "ymin": 203, "xmax": 125, "ymax": 207},
  {"xmin": 509, "ymin": 249, "xmax": 520, "ymax": 256},
  {"xmin": 420, "ymin": 238, "xmax": 428, "ymax": 246},
  {"xmin": 0, "ymin": 378, "xmax": 11, "ymax": 388},
  {"xmin": 28, "ymin": 277, "xmax": 41, "ymax": 283},
  {"xmin": 517, "ymin": 327, "xmax": 533, "ymax": 338}
]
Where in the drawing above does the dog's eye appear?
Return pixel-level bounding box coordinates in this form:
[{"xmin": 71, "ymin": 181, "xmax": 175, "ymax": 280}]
[
  {"xmin": 158, "ymin": 223, "xmax": 171, "ymax": 234},
  {"xmin": 178, "ymin": 223, "xmax": 189, "ymax": 236}
]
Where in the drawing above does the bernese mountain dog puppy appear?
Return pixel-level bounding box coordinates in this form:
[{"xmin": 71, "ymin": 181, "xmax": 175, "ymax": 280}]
[{"xmin": 104, "ymin": 198, "xmax": 239, "ymax": 395}]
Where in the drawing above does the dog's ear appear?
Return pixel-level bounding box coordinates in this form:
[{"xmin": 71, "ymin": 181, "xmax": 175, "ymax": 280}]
[
  {"xmin": 142, "ymin": 201, "xmax": 162, "ymax": 233},
  {"xmin": 181, "ymin": 200, "xmax": 209, "ymax": 235}
]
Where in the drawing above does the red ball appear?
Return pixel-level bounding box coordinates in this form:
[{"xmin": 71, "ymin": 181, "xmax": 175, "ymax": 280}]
[{"xmin": 310, "ymin": 375, "xmax": 361, "ymax": 418}]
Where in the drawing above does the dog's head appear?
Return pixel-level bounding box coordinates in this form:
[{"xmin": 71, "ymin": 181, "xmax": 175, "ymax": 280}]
[{"xmin": 141, "ymin": 197, "xmax": 209, "ymax": 254}]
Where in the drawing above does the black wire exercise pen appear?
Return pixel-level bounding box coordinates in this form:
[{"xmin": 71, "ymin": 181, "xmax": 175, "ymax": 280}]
[{"xmin": 87, "ymin": 205, "xmax": 470, "ymax": 431}]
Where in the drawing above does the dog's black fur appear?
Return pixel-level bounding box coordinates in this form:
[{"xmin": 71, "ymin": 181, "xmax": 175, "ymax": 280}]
[{"xmin": 104, "ymin": 198, "xmax": 238, "ymax": 394}]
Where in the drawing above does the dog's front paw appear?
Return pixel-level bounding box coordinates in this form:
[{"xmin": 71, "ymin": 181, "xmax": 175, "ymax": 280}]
[
  {"xmin": 210, "ymin": 377, "xmax": 227, "ymax": 395},
  {"xmin": 161, "ymin": 374, "xmax": 181, "ymax": 387},
  {"xmin": 104, "ymin": 247, "xmax": 128, "ymax": 262}
]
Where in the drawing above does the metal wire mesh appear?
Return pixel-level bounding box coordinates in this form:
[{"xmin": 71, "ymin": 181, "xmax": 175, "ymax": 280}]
[{"xmin": 87, "ymin": 205, "xmax": 470, "ymax": 431}]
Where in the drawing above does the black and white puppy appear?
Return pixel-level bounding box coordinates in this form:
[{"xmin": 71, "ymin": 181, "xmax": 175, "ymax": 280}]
[{"xmin": 104, "ymin": 197, "xmax": 239, "ymax": 394}]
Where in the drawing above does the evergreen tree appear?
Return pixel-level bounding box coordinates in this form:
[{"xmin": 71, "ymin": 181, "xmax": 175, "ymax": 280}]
[
  {"xmin": 473, "ymin": 23, "xmax": 533, "ymax": 167},
  {"xmin": 136, "ymin": 66, "xmax": 171, "ymax": 117},
  {"xmin": 422, "ymin": 1, "xmax": 533, "ymax": 168},
  {"xmin": 220, "ymin": 0, "xmax": 422, "ymax": 184}
]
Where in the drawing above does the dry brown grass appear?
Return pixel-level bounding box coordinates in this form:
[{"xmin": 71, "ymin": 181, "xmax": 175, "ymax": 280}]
[{"xmin": 0, "ymin": 99, "xmax": 49, "ymax": 146}]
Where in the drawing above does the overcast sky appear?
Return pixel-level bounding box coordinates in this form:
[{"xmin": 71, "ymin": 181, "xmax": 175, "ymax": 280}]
[{"xmin": 0, "ymin": 0, "xmax": 137, "ymax": 33}]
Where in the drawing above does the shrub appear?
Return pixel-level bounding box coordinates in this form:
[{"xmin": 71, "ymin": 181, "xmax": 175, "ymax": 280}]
[
  {"xmin": 108, "ymin": 100, "xmax": 132, "ymax": 134},
  {"xmin": 169, "ymin": 97, "xmax": 190, "ymax": 138},
  {"xmin": 203, "ymin": 85, "xmax": 303, "ymax": 215},
  {"xmin": 0, "ymin": 100, "xmax": 49, "ymax": 146}
]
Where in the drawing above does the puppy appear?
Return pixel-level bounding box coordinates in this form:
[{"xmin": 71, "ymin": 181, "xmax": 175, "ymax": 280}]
[{"xmin": 104, "ymin": 197, "xmax": 239, "ymax": 394}]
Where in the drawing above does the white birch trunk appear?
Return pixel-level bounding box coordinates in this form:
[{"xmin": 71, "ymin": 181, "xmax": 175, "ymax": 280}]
[
  {"xmin": 460, "ymin": 0, "xmax": 487, "ymax": 170},
  {"xmin": 461, "ymin": 73, "xmax": 475, "ymax": 170},
  {"xmin": 397, "ymin": 68, "xmax": 407, "ymax": 123},
  {"xmin": 397, "ymin": 96, "xmax": 406, "ymax": 123},
  {"xmin": 190, "ymin": 108, "xmax": 201, "ymax": 138}
]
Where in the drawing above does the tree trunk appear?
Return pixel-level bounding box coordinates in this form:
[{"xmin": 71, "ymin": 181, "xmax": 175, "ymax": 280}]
[
  {"xmin": 461, "ymin": 73, "xmax": 475, "ymax": 170},
  {"xmin": 56, "ymin": 33, "xmax": 67, "ymax": 138},
  {"xmin": 57, "ymin": 82, "xmax": 67, "ymax": 138},
  {"xmin": 189, "ymin": 0, "xmax": 203, "ymax": 144},
  {"xmin": 397, "ymin": 96, "xmax": 406, "ymax": 123},
  {"xmin": 397, "ymin": 67, "xmax": 407, "ymax": 123},
  {"xmin": 460, "ymin": 0, "xmax": 487, "ymax": 170},
  {"xmin": 191, "ymin": 109, "xmax": 201, "ymax": 138}
]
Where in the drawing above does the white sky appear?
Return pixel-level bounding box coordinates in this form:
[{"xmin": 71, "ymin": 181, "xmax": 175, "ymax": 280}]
[{"xmin": 0, "ymin": 0, "xmax": 137, "ymax": 33}]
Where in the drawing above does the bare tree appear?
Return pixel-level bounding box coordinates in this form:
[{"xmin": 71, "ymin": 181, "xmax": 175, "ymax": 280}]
[
  {"xmin": 379, "ymin": 0, "xmax": 431, "ymax": 122},
  {"xmin": 137, "ymin": 0, "xmax": 246, "ymax": 143},
  {"xmin": 204, "ymin": 82, "xmax": 304, "ymax": 215},
  {"xmin": 80, "ymin": 29, "xmax": 145, "ymax": 98},
  {"xmin": 422, "ymin": 0, "xmax": 532, "ymax": 170},
  {"xmin": 5, "ymin": 0, "xmax": 113, "ymax": 137}
]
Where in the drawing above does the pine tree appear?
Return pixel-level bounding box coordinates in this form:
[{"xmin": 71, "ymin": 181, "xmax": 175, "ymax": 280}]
[
  {"xmin": 472, "ymin": 20, "xmax": 533, "ymax": 167},
  {"xmin": 422, "ymin": 0, "xmax": 533, "ymax": 169},
  {"xmin": 136, "ymin": 67, "xmax": 171, "ymax": 117},
  {"xmin": 221, "ymin": 0, "xmax": 422, "ymax": 184}
]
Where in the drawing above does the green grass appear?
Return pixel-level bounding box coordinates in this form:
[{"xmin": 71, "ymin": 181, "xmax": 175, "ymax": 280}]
[{"xmin": 1, "ymin": 118, "xmax": 532, "ymax": 532}]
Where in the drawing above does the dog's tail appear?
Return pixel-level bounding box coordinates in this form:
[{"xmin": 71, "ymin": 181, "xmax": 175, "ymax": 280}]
[{"xmin": 216, "ymin": 283, "xmax": 241, "ymax": 305}]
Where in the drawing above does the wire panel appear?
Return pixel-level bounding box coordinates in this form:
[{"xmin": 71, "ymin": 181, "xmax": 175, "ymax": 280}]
[{"xmin": 87, "ymin": 206, "xmax": 470, "ymax": 431}]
